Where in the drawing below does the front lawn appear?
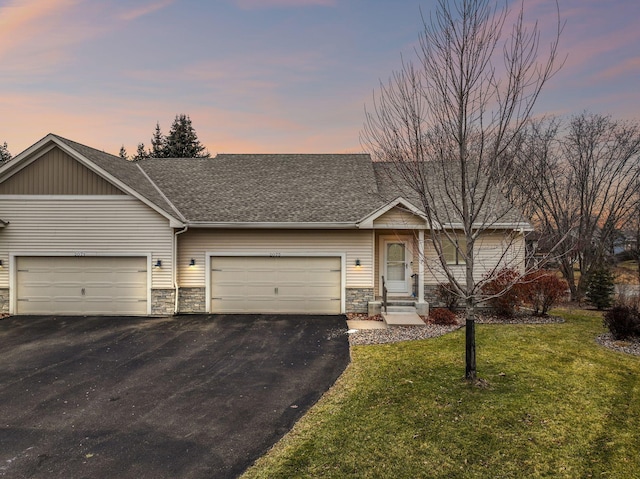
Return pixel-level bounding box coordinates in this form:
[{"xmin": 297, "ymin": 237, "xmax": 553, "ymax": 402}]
[{"xmin": 242, "ymin": 309, "xmax": 640, "ymax": 479}]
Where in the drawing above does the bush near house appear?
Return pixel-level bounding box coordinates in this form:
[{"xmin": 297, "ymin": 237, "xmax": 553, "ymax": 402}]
[
  {"xmin": 435, "ymin": 283, "xmax": 459, "ymax": 311},
  {"xmin": 428, "ymin": 307, "xmax": 458, "ymax": 325},
  {"xmin": 480, "ymin": 268, "xmax": 522, "ymax": 316},
  {"xmin": 520, "ymin": 270, "xmax": 568, "ymax": 316}
]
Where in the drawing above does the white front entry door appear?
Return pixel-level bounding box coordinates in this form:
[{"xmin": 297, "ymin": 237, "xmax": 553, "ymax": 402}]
[{"xmin": 384, "ymin": 241, "xmax": 409, "ymax": 293}]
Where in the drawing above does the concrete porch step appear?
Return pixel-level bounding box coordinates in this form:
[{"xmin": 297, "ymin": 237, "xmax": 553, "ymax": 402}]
[
  {"xmin": 386, "ymin": 305, "xmax": 417, "ymax": 313},
  {"xmin": 382, "ymin": 311, "xmax": 426, "ymax": 327}
]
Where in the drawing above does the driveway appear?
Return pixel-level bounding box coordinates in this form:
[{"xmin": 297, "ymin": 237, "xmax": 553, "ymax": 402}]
[{"xmin": 0, "ymin": 314, "xmax": 350, "ymax": 479}]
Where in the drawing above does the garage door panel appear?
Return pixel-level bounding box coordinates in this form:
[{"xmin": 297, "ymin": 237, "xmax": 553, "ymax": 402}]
[
  {"xmin": 16, "ymin": 256, "xmax": 148, "ymax": 315},
  {"xmin": 210, "ymin": 256, "xmax": 341, "ymax": 314}
]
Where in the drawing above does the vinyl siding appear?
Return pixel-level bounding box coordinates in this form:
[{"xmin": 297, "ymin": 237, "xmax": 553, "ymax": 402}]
[
  {"xmin": 0, "ymin": 147, "xmax": 125, "ymax": 195},
  {"xmin": 178, "ymin": 229, "xmax": 373, "ymax": 288},
  {"xmin": 0, "ymin": 197, "xmax": 173, "ymax": 288},
  {"xmin": 373, "ymin": 207, "xmax": 426, "ymax": 228},
  {"xmin": 423, "ymin": 231, "xmax": 527, "ymax": 285}
]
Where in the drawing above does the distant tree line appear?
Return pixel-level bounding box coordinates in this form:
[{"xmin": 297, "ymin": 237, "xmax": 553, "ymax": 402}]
[
  {"xmin": 0, "ymin": 141, "xmax": 11, "ymax": 164},
  {"xmin": 120, "ymin": 114, "xmax": 210, "ymax": 161}
]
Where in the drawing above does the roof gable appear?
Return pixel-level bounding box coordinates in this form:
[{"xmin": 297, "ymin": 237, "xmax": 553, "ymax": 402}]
[
  {"xmin": 0, "ymin": 134, "xmax": 184, "ymax": 227},
  {"xmin": 0, "ymin": 146, "xmax": 125, "ymax": 195}
]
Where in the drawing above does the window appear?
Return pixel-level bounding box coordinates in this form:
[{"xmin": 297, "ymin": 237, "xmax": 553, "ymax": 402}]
[{"xmin": 442, "ymin": 237, "xmax": 466, "ymax": 265}]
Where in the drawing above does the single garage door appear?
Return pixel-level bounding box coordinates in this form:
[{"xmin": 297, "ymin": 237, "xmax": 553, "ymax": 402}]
[
  {"xmin": 211, "ymin": 256, "xmax": 341, "ymax": 314},
  {"xmin": 16, "ymin": 256, "xmax": 148, "ymax": 315}
]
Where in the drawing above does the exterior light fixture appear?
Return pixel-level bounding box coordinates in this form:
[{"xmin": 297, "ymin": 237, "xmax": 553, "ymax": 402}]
[
  {"xmin": 154, "ymin": 259, "xmax": 162, "ymax": 268},
  {"xmin": 0, "ymin": 259, "xmax": 3, "ymax": 267},
  {"xmin": 189, "ymin": 258, "xmax": 196, "ymax": 267},
  {"xmin": 355, "ymin": 259, "xmax": 361, "ymax": 267}
]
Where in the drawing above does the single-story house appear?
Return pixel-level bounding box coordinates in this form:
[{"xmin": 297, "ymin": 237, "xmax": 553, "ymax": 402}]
[{"xmin": 0, "ymin": 134, "xmax": 530, "ymax": 316}]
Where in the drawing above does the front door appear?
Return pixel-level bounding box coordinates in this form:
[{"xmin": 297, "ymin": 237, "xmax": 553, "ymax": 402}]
[{"xmin": 385, "ymin": 241, "xmax": 409, "ymax": 293}]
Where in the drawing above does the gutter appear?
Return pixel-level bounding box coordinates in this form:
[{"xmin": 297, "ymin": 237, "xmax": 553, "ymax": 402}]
[{"xmin": 173, "ymin": 225, "xmax": 189, "ymax": 314}]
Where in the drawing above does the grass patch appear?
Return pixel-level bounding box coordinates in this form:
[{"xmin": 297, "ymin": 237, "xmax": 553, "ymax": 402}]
[{"xmin": 242, "ymin": 309, "xmax": 640, "ymax": 479}]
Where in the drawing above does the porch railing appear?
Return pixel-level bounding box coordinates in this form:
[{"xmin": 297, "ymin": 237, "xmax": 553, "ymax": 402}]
[
  {"xmin": 411, "ymin": 273, "xmax": 418, "ymax": 298},
  {"xmin": 382, "ymin": 275, "xmax": 388, "ymax": 313}
]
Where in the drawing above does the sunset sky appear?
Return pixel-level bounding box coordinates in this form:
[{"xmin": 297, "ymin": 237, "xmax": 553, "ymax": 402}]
[{"xmin": 0, "ymin": 0, "xmax": 638, "ymax": 157}]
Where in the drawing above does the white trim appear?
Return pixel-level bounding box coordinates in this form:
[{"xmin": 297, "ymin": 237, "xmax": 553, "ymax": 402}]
[
  {"xmin": 205, "ymin": 252, "xmax": 346, "ymax": 314},
  {"xmin": 379, "ymin": 236, "xmax": 412, "ymax": 296},
  {"xmin": 418, "ymin": 230, "xmax": 425, "ymax": 303},
  {"xmin": 0, "ymin": 195, "xmax": 139, "ymax": 201},
  {"xmin": 9, "ymin": 252, "xmax": 153, "ymax": 315},
  {"xmin": 358, "ymin": 197, "xmax": 432, "ymax": 229}
]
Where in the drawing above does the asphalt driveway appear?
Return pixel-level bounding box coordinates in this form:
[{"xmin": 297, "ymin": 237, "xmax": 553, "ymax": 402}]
[{"xmin": 0, "ymin": 314, "xmax": 350, "ymax": 479}]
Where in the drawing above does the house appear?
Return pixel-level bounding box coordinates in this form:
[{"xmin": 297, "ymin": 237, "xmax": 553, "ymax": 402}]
[{"xmin": 0, "ymin": 134, "xmax": 530, "ymax": 316}]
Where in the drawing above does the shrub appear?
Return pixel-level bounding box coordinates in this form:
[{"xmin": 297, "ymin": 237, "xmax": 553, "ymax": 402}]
[
  {"xmin": 436, "ymin": 283, "xmax": 459, "ymax": 311},
  {"xmin": 520, "ymin": 270, "xmax": 568, "ymax": 316},
  {"xmin": 480, "ymin": 268, "xmax": 522, "ymax": 317},
  {"xmin": 586, "ymin": 267, "xmax": 615, "ymax": 310},
  {"xmin": 429, "ymin": 308, "xmax": 458, "ymax": 325},
  {"xmin": 603, "ymin": 305, "xmax": 640, "ymax": 340}
]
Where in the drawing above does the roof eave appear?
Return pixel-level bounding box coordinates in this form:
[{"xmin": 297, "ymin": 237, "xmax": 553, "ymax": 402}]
[{"xmin": 185, "ymin": 221, "xmax": 359, "ymax": 229}]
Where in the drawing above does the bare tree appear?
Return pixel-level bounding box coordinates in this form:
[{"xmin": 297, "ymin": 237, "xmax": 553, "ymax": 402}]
[
  {"xmin": 361, "ymin": 0, "xmax": 561, "ymax": 380},
  {"xmin": 515, "ymin": 113, "xmax": 640, "ymax": 301}
]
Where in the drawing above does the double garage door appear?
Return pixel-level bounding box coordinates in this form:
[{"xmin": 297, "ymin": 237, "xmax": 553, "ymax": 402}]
[
  {"xmin": 16, "ymin": 256, "xmax": 148, "ymax": 315},
  {"xmin": 211, "ymin": 256, "xmax": 342, "ymax": 314}
]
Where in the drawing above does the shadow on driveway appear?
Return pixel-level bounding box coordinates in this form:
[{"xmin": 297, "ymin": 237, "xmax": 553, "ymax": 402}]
[{"xmin": 0, "ymin": 314, "xmax": 350, "ymax": 479}]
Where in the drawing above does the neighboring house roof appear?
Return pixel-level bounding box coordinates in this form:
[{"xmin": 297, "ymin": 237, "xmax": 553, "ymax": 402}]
[{"xmin": 138, "ymin": 154, "xmax": 384, "ymax": 225}]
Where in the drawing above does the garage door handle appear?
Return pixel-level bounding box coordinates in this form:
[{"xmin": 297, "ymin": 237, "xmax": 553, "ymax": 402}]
[
  {"xmin": 275, "ymin": 287, "xmax": 278, "ymax": 295},
  {"xmin": 81, "ymin": 288, "xmax": 85, "ymax": 296}
]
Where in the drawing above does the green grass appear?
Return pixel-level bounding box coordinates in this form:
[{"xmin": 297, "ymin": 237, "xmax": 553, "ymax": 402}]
[{"xmin": 241, "ymin": 309, "xmax": 640, "ymax": 479}]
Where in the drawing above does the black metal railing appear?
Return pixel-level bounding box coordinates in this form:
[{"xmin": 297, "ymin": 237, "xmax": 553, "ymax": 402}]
[
  {"xmin": 382, "ymin": 275, "xmax": 388, "ymax": 313},
  {"xmin": 411, "ymin": 273, "xmax": 418, "ymax": 298}
]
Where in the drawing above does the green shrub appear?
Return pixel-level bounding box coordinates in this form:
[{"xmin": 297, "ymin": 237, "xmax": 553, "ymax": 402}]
[
  {"xmin": 436, "ymin": 283, "xmax": 459, "ymax": 311},
  {"xmin": 586, "ymin": 268, "xmax": 615, "ymax": 310},
  {"xmin": 429, "ymin": 308, "xmax": 458, "ymax": 325}
]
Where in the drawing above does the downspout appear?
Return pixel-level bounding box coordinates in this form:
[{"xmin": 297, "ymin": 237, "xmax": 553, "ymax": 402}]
[{"xmin": 174, "ymin": 225, "xmax": 189, "ymax": 314}]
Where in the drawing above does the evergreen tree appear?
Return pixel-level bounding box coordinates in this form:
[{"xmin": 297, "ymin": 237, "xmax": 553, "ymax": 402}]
[
  {"xmin": 150, "ymin": 122, "xmax": 167, "ymax": 158},
  {"xmin": 132, "ymin": 143, "xmax": 150, "ymax": 162},
  {"xmin": 119, "ymin": 145, "xmax": 128, "ymax": 160},
  {"xmin": 164, "ymin": 114, "xmax": 210, "ymax": 158},
  {"xmin": 0, "ymin": 141, "xmax": 11, "ymax": 164},
  {"xmin": 586, "ymin": 267, "xmax": 616, "ymax": 310}
]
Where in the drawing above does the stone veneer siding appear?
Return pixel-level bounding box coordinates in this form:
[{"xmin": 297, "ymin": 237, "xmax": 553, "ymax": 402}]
[
  {"xmin": 151, "ymin": 289, "xmax": 175, "ymax": 316},
  {"xmin": 346, "ymin": 287, "xmax": 375, "ymax": 313},
  {"xmin": 424, "ymin": 285, "xmax": 444, "ymax": 308},
  {"xmin": 0, "ymin": 288, "xmax": 8, "ymax": 314},
  {"xmin": 178, "ymin": 287, "xmax": 206, "ymax": 313}
]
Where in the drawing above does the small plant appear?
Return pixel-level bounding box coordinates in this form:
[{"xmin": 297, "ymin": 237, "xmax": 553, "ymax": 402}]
[
  {"xmin": 436, "ymin": 283, "xmax": 459, "ymax": 311},
  {"xmin": 429, "ymin": 308, "xmax": 458, "ymax": 325},
  {"xmin": 603, "ymin": 305, "xmax": 640, "ymax": 340},
  {"xmin": 480, "ymin": 268, "xmax": 522, "ymax": 317},
  {"xmin": 520, "ymin": 270, "xmax": 568, "ymax": 316},
  {"xmin": 586, "ymin": 267, "xmax": 615, "ymax": 310}
]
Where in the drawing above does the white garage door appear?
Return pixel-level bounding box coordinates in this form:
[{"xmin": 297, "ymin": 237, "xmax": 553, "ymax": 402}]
[
  {"xmin": 16, "ymin": 256, "xmax": 148, "ymax": 315},
  {"xmin": 211, "ymin": 256, "xmax": 341, "ymax": 314}
]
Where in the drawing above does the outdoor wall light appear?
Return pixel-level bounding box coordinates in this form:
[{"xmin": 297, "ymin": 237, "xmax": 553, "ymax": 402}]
[
  {"xmin": 189, "ymin": 258, "xmax": 196, "ymax": 267},
  {"xmin": 154, "ymin": 259, "xmax": 162, "ymax": 268},
  {"xmin": 355, "ymin": 259, "xmax": 361, "ymax": 267},
  {"xmin": 0, "ymin": 259, "xmax": 3, "ymax": 267}
]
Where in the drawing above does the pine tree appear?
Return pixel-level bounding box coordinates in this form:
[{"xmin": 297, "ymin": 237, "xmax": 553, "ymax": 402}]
[
  {"xmin": 164, "ymin": 114, "xmax": 210, "ymax": 158},
  {"xmin": 119, "ymin": 145, "xmax": 128, "ymax": 160},
  {"xmin": 150, "ymin": 122, "xmax": 167, "ymax": 158},
  {"xmin": 132, "ymin": 143, "xmax": 149, "ymax": 162},
  {"xmin": 586, "ymin": 267, "xmax": 616, "ymax": 310},
  {"xmin": 0, "ymin": 141, "xmax": 11, "ymax": 164}
]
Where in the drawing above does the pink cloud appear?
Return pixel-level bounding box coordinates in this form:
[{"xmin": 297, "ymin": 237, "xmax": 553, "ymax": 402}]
[
  {"xmin": 235, "ymin": 0, "xmax": 335, "ymax": 10},
  {"xmin": 119, "ymin": 0, "xmax": 174, "ymax": 21}
]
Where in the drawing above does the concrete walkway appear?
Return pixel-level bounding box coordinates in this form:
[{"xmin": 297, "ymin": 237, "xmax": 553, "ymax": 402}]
[
  {"xmin": 346, "ymin": 319, "xmax": 387, "ymax": 330},
  {"xmin": 382, "ymin": 312, "xmax": 426, "ymax": 327}
]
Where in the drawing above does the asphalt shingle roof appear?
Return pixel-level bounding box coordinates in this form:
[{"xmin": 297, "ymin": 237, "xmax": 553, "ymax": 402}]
[{"xmin": 138, "ymin": 154, "xmax": 383, "ymax": 223}]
